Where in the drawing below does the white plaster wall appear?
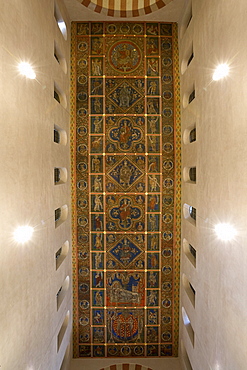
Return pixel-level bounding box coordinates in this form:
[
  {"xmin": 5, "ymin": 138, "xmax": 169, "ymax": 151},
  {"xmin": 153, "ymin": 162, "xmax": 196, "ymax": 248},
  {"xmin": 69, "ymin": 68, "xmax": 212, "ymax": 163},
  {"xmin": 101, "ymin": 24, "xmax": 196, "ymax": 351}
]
[
  {"xmin": 179, "ymin": 0, "xmax": 247, "ymax": 369},
  {"xmin": 0, "ymin": 0, "xmax": 72, "ymax": 369}
]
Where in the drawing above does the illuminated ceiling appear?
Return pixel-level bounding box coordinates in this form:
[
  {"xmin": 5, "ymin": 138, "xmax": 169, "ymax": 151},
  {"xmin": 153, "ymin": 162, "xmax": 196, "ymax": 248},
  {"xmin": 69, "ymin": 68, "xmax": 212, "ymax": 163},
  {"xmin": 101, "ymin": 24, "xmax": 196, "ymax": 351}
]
[{"xmin": 71, "ymin": 20, "xmax": 181, "ymax": 358}]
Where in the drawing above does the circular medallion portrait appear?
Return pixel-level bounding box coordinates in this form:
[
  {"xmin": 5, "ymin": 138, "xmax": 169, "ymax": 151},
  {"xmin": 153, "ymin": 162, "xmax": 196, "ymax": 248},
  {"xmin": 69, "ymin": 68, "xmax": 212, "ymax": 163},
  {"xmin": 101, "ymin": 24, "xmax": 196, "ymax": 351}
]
[
  {"xmin": 133, "ymin": 24, "xmax": 143, "ymax": 34},
  {"xmin": 109, "ymin": 41, "xmax": 142, "ymax": 73},
  {"xmin": 78, "ymin": 41, "xmax": 88, "ymax": 52}
]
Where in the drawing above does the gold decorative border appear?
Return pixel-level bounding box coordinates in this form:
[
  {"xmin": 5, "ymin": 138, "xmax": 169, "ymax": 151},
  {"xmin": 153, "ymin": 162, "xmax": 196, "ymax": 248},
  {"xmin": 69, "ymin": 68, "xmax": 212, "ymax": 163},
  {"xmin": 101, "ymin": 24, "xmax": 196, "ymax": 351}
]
[
  {"xmin": 71, "ymin": 21, "xmax": 79, "ymax": 358},
  {"xmin": 172, "ymin": 22, "xmax": 181, "ymax": 357}
]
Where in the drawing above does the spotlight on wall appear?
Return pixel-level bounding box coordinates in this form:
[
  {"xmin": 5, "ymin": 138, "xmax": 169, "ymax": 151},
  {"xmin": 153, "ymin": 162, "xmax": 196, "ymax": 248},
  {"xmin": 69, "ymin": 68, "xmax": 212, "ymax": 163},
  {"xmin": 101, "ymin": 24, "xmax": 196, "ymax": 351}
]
[
  {"xmin": 18, "ymin": 62, "xmax": 36, "ymax": 79},
  {"xmin": 214, "ymin": 223, "xmax": 236, "ymax": 241},
  {"xmin": 213, "ymin": 63, "xmax": 229, "ymax": 81},
  {"xmin": 13, "ymin": 225, "xmax": 34, "ymax": 243}
]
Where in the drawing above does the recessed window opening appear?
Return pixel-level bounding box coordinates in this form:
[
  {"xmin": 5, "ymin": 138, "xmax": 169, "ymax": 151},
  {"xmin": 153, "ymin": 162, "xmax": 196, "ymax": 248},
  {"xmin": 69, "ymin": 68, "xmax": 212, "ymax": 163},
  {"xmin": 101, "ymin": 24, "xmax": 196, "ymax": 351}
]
[
  {"xmin": 57, "ymin": 276, "xmax": 70, "ymax": 310},
  {"xmin": 56, "ymin": 241, "xmax": 69, "ymax": 270},
  {"xmin": 55, "ymin": 205, "xmax": 68, "ymax": 228},
  {"xmin": 183, "ymin": 239, "xmax": 196, "ymax": 268},
  {"xmin": 187, "ymin": 13, "xmax": 193, "ymax": 29},
  {"xmin": 54, "ymin": 125, "xmax": 67, "ymax": 146},
  {"xmin": 189, "ymin": 244, "xmax": 196, "ymax": 261},
  {"xmin": 189, "ymin": 206, "xmax": 196, "ymax": 221},
  {"xmin": 182, "ymin": 306, "xmax": 191, "ymax": 326},
  {"xmin": 182, "ymin": 274, "xmax": 195, "ymax": 307},
  {"xmin": 54, "ymin": 42, "xmax": 67, "ymax": 74},
  {"xmin": 60, "ymin": 343, "xmax": 70, "ymax": 370},
  {"xmin": 54, "ymin": 127, "xmax": 60, "ymax": 143},
  {"xmin": 180, "ymin": 1, "xmax": 192, "ymax": 38},
  {"xmin": 183, "ymin": 83, "xmax": 195, "ymax": 108},
  {"xmin": 189, "ymin": 282, "xmax": 196, "ymax": 297},
  {"xmin": 54, "ymin": 52, "xmax": 60, "ymax": 64},
  {"xmin": 183, "ymin": 167, "xmax": 196, "ymax": 184},
  {"xmin": 54, "ymin": 167, "xmax": 68, "ymax": 185},
  {"xmin": 56, "ymin": 247, "xmax": 62, "ymax": 260},
  {"xmin": 54, "ymin": 2, "xmax": 67, "ymax": 40},
  {"xmin": 57, "ymin": 310, "xmax": 70, "ymax": 352},
  {"xmin": 55, "ymin": 208, "xmax": 61, "ymax": 222},
  {"xmin": 183, "ymin": 204, "xmax": 196, "ymax": 225},
  {"xmin": 189, "ymin": 167, "xmax": 196, "ymax": 182},
  {"xmin": 54, "ymin": 168, "xmax": 61, "ymax": 183},
  {"xmin": 54, "ymin": 82, "xmax": 67, "ymax": 108},
  {"xmin": 189, "ymin": 127, "xmax": 196, "ymax": 143},
  {"xmin": 181, "ymin": 340, "xmax": 193, "ymax": 370},
  {"xmin": 188, "ymin": 89, "xmax": 195, "ymax": 104},
  {"xmin": 56, "ymin": 286, "xmax": 62, "ymax": 298},
  {"xmin": 187, "ymin": 51, "xmax": 194, "ymax": 67},
  {"xmin": 54, "ymin": 89, "xmax": 60, "ymax": 103},
  {"xmin": 181, "ymin": 42, "xmax": 193, "ymax": 75},
  {"xmin": 182, "ymin": 307, "xmax": 194, "ymax": 346},
  {"xmin": 183, "ymin": 124, "xmax": 196, "ymax": 145}
]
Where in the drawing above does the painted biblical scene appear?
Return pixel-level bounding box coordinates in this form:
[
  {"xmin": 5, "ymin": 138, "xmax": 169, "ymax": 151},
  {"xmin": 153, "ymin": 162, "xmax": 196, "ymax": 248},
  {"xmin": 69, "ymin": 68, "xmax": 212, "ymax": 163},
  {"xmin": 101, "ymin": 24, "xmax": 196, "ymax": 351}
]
[{"xmin": 72, "ymin": 22, "xmax": 180, "ymax": 358}]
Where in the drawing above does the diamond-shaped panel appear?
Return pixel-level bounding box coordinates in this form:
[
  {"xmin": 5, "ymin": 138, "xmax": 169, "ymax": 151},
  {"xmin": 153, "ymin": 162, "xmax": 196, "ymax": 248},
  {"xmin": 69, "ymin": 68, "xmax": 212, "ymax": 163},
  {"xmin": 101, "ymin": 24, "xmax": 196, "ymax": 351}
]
[
  {"xmin": 109, "ymin": 236, "xmax": 142, "ymax": 267},
  {"xmin": 106, "ymin": 78, "xmax": 145, "ymax": 114},
  {"xmin": 107, "ymin": 157, "xmax": 144, "ymax": 191}
]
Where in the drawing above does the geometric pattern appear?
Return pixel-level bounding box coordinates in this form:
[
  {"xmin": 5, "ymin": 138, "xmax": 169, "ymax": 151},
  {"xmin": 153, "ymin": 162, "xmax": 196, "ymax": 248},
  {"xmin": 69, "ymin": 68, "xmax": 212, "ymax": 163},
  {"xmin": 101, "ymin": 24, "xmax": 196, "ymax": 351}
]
[
  {"xmin": 109, "ymin": 236, "xmax": 143, "ymax": 267},
  {"xmin": 100, "ymin": 365, "xmax": 152, "ymax": 370},
  {"xmin": 78, "ymin": 0, "xmax": 174, "ymax": 18},
  {"xmin": 71, "ymin": 21, "xmax": 181, "ymax": 358},
  {"xmin": 107, "ymin": 157, "xmax": 144, "ymax": 191}
]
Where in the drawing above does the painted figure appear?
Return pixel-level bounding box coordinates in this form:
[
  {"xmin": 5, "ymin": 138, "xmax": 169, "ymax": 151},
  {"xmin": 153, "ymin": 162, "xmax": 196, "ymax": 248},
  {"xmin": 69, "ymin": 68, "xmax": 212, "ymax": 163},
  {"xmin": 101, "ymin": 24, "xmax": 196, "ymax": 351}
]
[
  {"xmin": 148, "ymin": 80, "xmax": 157, "ymax": 95},
  {"xmin": 95, "ymin": 291, "xmax": 103, "ymax": 306},
  {"xmin": 92, "ymin": 58, "xmax": 102, "ymax": 75},
  {"xmin": 119, "ymin": 83, "xmax": 131, "ymax": 107},
  {"xmin": 149, "ymin": 271, "xmax": 157, "ymax": 287},
  {"xmin": 120, "ymin": 160, "xmax": 132, "ymax": 187},
  {"xmin": 147, "ymin": 290, "xmax": 157, "ymax": 306},
  {"xmin": 94, "ymin": 214, "xmax": 103, "ymax": 231},
  {"xmin": 91, "ymin": 136, "xmax": 102, "ymax": 152},
  {"xmin": 149, "ymin": 195, "xmax": 158, "ymax": 211},
  {"xmin": 95, "ymin": 253, "xmax": 102, "ymax": 269},
  {"xmin": 91, "ymin": 37, "xmax": 103, "ymax": 54},
  {"xmin": 94, "ymin": 233, "xmax": 102, "ymax": 250},
  {"xmin": 93, "ymin": 97, "xmax": 102, "ymax": 113},
  {"xmin": 149, "ymin": 136, "xmax": 158, "ymax": 152},
  {"xmin": 147, "ymin": 58, "xmax": 159, "ymax": 75},
  {"xmin": 150, "ymin": 234, "xmax": 158, "ymax": 250},
  {"xmin": 148, "ymin": 158, "xmax": 158, "ymax": 172},
  {"xmin": 147, "ymin": 100, "xmax": 157, "ymax": 114},
  {"xmin": 92, "ymin": 175, "xmax": 102, "ymax": 191},
  {"xmin": 94, "ymin": 194, "xmax": 103, "ymax": 212},
  {"xmin": 93, "ymin": 116, "xmax": 103, "ymax": 133},
  {"xmin": 119, "ymin": 198, "xmax": 131, "ymax": 227},
  {"xmin": 92, "ymin": 156, "xmax": 101, "ymax": 172},
  {"xmin": 149, "ymin": 214, "xmax": 157, "ymax": 231},
  {"xmin": 149, "ymin": 116, "xmax": 158, "ymax": 134},
  {"xmin": 119, "ymin": 120, "xmax": 132, "ymax": 146}
]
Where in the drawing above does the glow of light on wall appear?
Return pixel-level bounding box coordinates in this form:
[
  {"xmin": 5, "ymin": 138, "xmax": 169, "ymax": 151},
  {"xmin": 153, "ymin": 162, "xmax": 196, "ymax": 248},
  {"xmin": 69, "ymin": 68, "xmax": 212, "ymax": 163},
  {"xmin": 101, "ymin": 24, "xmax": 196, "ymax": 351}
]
[
  {"xmin": 213, "ymin": 63, "xmax": 229, "ymax": 81},
  {"xmin": 13, "ymin": 225, "xmax": 34, "ymax": 243},
  {"xmin": 214, "ymin": 223, "xmax": 236, "ymax": 241},
  {"xmin": 58, "ymin": 21, "xmax": 66, "ymax": 35},
  {"xmin": 182, "ymin": 307, "xmax": 191, "ymax": 326},
  {"xmin": 18, "ymin": 62, "xmax": 36, "ymax": 79}
]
